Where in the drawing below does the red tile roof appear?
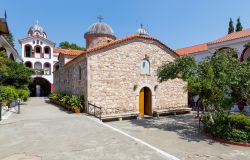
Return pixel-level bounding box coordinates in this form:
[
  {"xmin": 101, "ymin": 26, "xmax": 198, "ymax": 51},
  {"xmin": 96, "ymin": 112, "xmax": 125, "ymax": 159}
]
[
  {"xmin": 83, "ymin": 34, "xmax": 177, "ymax": 54},
  {"xmin": 175, "ymin": 28, "xmax": 250, "ymax": 55},
  {"xmin": 209, "ymin": 28, "xmax": 250, "ymax": 45},
  {"xmin": 175, "ymin": 43, "xmax": 208, "ymax": 55},
  {"xmin": 63, "ymin": 34, "xmax": 178, "ymax": 67},
  {"xmin": 53, "ymin": 48, "xmax": 84, "ymax": 56}
]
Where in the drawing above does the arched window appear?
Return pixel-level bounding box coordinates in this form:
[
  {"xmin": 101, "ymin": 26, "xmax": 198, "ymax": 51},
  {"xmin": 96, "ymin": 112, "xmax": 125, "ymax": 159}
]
[
  {"xmin": 25, "ymin": 61, "xmax": 32, "ymax": 68},
  {"xmin": 44, "ymin": 63, "xmax": 51, "ymax": 75},
  {"xmin": 34, "ymin": 62, "xmax": 43, "ymax": 75},
  {"xmin": 79, "ymin": 66, "xmax": 82, "ymax": 80},
  {"xmin": 241, "ymin": 47, "xmax": 250, "ymax": 62},
  {"xmin": 140, "ymin": 59, "xmax": 150, "ymax": 74},
  {"xmin": 25, "ymin": 45, "xmax": 32, "ymax": 57},
  {"xmin": 44, "ymin": 46, "xmax": 51, "ymax": 59},
  {"xmin": 35, "ymin": 46, "xmax": 41, "ymax": 53},
  {"xmin": 34, "ymin": 46, "xmax": 41, "ymax": 58},
  {"xmin": 34, "ymin": 62, "xmax": 42, "ymax": 69}
]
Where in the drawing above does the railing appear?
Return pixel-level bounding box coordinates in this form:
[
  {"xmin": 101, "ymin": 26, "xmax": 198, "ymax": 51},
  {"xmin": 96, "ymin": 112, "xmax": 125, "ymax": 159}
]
[
  {"xmin": 87, "ymin": 102, "xmax": 102, "ymax": 120},
  {"xmin": 31, "ymin": 69, "xmax": 51, "ymax": 75}
]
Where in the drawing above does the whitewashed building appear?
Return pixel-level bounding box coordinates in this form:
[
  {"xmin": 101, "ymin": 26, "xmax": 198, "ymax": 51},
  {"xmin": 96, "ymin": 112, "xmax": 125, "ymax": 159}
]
[
  {"xmin": 175, "ymin": 29, "xmax": 250, "ymax": 113},
  {"xmin": 175, "ymin": 29, "xmax": 250, "ymax": 62},
  {"xmin": 19, "ymin": 23, "xmax": 58, "ymax": 96},
  {"xmin": 0, "ymin": 16, "xmax": 21, "ymax": 62}
]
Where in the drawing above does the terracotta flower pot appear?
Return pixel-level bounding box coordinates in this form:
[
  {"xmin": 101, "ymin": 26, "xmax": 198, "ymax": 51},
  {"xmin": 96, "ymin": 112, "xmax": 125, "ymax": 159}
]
[
  {"xmin": 1, "ymin": 101, "xmax": 8, "ymax": 107},
  {"xmin": 66, "ymin": 104, "xmax": 71, "ymax": 111},
  {"xmin": 74, "ymin": 108, "xmax": 81, "ymax": 113}
]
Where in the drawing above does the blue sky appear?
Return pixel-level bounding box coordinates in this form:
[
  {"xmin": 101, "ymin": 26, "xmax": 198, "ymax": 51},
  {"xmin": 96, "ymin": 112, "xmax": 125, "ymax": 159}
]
[{"xmin": 2, "ymin": 0, "xmax": 250, "ymax": 53}]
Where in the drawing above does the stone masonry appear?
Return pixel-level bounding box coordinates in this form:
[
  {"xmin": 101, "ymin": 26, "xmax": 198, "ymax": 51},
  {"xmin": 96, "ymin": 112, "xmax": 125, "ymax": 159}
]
[{"xmin": 54, "ymin": 37, "xmax": 188, "ymax": 117}]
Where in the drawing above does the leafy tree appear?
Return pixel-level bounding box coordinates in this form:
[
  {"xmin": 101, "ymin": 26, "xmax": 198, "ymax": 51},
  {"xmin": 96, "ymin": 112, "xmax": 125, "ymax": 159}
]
[
  {"xmin": 157, "ymin": 49, "xmax": 250, "ymax": 117},
  {"xmin": 0, "ymin": 51, "xmax": 33, "ymax": 88},
  {"xmin": 228, "ymin": 18, "xmax": 234, "ymax": 34},
  {"xmin": 236, "ymin": 17, "xmax": 243, "ymax": 32},
  {"xmin": 0, "ymin": 51, "xmax": 8, "ymax": 71},
  {"xmin": 59, "ymin": 41, "xmax": 84, "ymax": 50}
]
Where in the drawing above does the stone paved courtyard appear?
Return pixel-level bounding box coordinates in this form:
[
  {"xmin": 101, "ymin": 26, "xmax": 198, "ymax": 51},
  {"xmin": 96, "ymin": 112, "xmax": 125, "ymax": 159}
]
[
  {"xmin": 107, "ymin": 114, "xmax": 250, "ymax": 160},
  {"xmin": 0, "ymin": 97, "xmax": 249, "ymax": 160}
]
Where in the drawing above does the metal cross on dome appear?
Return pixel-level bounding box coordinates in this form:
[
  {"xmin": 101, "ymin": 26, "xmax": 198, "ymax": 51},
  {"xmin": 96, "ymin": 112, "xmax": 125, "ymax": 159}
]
[
  {"xmin": 36, "ymin": 20, "xmax": 39, "ymax": 25},
  {"xmin": 140, "ymin": 24, "xmax": 144, "ymax": 29},
  {"xmin": 97, "ymin": 15, "xmax": 104, "ymax": 22}
]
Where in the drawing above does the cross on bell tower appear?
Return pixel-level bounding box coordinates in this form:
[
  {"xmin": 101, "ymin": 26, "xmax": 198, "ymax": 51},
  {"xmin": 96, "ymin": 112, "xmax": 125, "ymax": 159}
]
[{"xmin": 97, "ymin": 15, "xmax": 104, "ymax": 22}]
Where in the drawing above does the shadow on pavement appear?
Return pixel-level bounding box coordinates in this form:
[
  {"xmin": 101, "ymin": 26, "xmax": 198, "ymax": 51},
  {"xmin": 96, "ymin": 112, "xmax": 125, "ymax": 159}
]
[{"xmin": 127, "ymin": 113, "xmax": 228, "ymax": 146}]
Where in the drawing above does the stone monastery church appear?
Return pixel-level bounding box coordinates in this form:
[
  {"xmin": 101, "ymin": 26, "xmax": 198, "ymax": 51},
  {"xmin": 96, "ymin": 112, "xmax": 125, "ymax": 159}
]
[{"xmin": 54, "ymin": 19, "xmax": 189, "ymax": 118}]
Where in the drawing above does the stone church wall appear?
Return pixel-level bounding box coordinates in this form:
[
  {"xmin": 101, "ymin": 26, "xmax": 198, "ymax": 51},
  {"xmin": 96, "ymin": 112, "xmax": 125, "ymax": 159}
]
[
  {"xmin": 87, "ymin": 39, "xmax": 187, "ymax": 116},
  {"xmin": 54, "ymin": 55, "xmax": 88, "ymax": 103}
]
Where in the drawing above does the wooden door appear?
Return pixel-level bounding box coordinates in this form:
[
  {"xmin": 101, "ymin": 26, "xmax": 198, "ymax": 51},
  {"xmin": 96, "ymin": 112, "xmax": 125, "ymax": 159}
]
[
  {"xmin": 145, "ymin": 88, "xmax": 152, "ymax": 115},
  {"xmin": 139, "ymin": 88, "xmax": 144, "ymax": 117}
]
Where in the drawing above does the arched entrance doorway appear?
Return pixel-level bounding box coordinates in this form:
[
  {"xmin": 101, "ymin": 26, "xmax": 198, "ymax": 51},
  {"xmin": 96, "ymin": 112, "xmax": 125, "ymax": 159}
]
[
  {"xmin": 139, "ymin": 87, "xmax": 152, "ymax": 117},
  {"xmin": 29, "ymin": 77, "xmax": 51, "ymax": 97}
]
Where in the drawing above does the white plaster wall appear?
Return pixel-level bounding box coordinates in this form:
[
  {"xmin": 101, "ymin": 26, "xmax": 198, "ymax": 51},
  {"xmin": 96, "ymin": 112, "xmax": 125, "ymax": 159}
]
[
  {"xmin": 20, "ymin": 37, "xmax": 58, "ymax": 84},
  {"xmin": 208, "ymin": 38, "xmax": 250, "ymax": 60},
  {"xmin": 186, "ymin": 51, "xmax": 212, "ymax": 63}
]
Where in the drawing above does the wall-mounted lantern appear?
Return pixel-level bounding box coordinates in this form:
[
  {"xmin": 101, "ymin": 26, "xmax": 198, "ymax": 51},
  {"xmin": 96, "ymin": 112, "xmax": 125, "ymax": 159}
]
[
  {"xmin": 133, "ymin": 85, "xmax": 138, "ymax": 91},
  {"xmin": 154, "ymin": 85, "xmax": 158, "ymax": 91}
]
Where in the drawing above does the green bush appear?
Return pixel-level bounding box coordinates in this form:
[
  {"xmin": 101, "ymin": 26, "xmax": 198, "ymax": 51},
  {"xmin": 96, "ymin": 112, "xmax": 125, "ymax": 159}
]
[
  {"xmin": 0, "ymin": 86, "xmax": 18, "ymax": 103},
  {"xmin": 224, "ymin": 129, "xmax": 248, "ymax": 142},
  {"xmin": 228, "ymin": 114, "xmax": 250, "ymax": 132},
  {"xmin": 247, "ymin": 132, "xmax": 250, "ymax": 143},
  {"xmin": 48, "ymin": 93, "xmax": 59, "ymax": 101},
  {"xmin": 202, "ymin": 110, "xmax": 229, "ymax": 138},
  {"xmin": 59, "ymin": 95, "xmax": 71, "ymax": 105},
  {"xmin": 69, "ymin": 95, "xmax": 83, "ymax": 109},
  {"xmin": 202, "ymin": 111, "xmax": 250, "ymax": 143},
  {"xmin": 0, "ymin": 87, "xmax": 8, "ymax": 103},
  {"xmin": 16, "ymin": 88, "xmax": 30, "ymax": 101}
]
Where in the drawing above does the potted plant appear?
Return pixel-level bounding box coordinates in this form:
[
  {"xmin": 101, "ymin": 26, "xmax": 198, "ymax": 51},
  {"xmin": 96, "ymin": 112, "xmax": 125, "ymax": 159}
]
[
  {"xmin": 69, "ymin": 95, "xmax": 83, "ymax": 113},
  {"xmin": 57, "ymin": 94, "xmax": 64, "ymax": 105},
  {"xmin": 48, "ymin": 93, "xmax": 59, "ymax": 103},
  {"xmin": 60, "ymin": 95, "xmax": 71, "ymax": 110}
]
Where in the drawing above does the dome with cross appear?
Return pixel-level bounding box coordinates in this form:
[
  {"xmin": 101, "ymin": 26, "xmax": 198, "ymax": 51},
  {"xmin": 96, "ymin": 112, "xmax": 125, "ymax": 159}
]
[
  {"xmin": 28, "ymin": 21, "xmax": 47, "ymax": 38},
  {"xmin": 84, "ymin": 16, "xmax": 116, "ymax": 49},
  {"xmin": 85, "ymin": 16, "xmax": 114, "ymax": 35}
]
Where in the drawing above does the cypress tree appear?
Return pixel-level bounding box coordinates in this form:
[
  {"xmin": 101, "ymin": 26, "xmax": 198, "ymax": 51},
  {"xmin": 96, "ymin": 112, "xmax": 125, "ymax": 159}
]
[
  {"xmin": 236, "ymin": 17, "xmax": 243, "ymax": 32},
  {"xmin": 228, "ymin": 18, "xmax": 234, "ymax": 34}
]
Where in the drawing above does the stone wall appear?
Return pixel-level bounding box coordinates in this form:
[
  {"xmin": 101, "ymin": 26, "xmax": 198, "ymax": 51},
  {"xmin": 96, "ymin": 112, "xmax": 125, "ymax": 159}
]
[
  {"xmin": 85, "ymin": 34, "xmax": 116, "ymax": 49},
  {"xmin": 54, "ymin": 54, "xmax": 88, "ymax": 105},
  {"xmin": 87, "ymin": 39, "xmax": 188, "ymax": 115},
  {"xmin": 53, "ymin": 70, "xmax": 59, "ymax": 92}
]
